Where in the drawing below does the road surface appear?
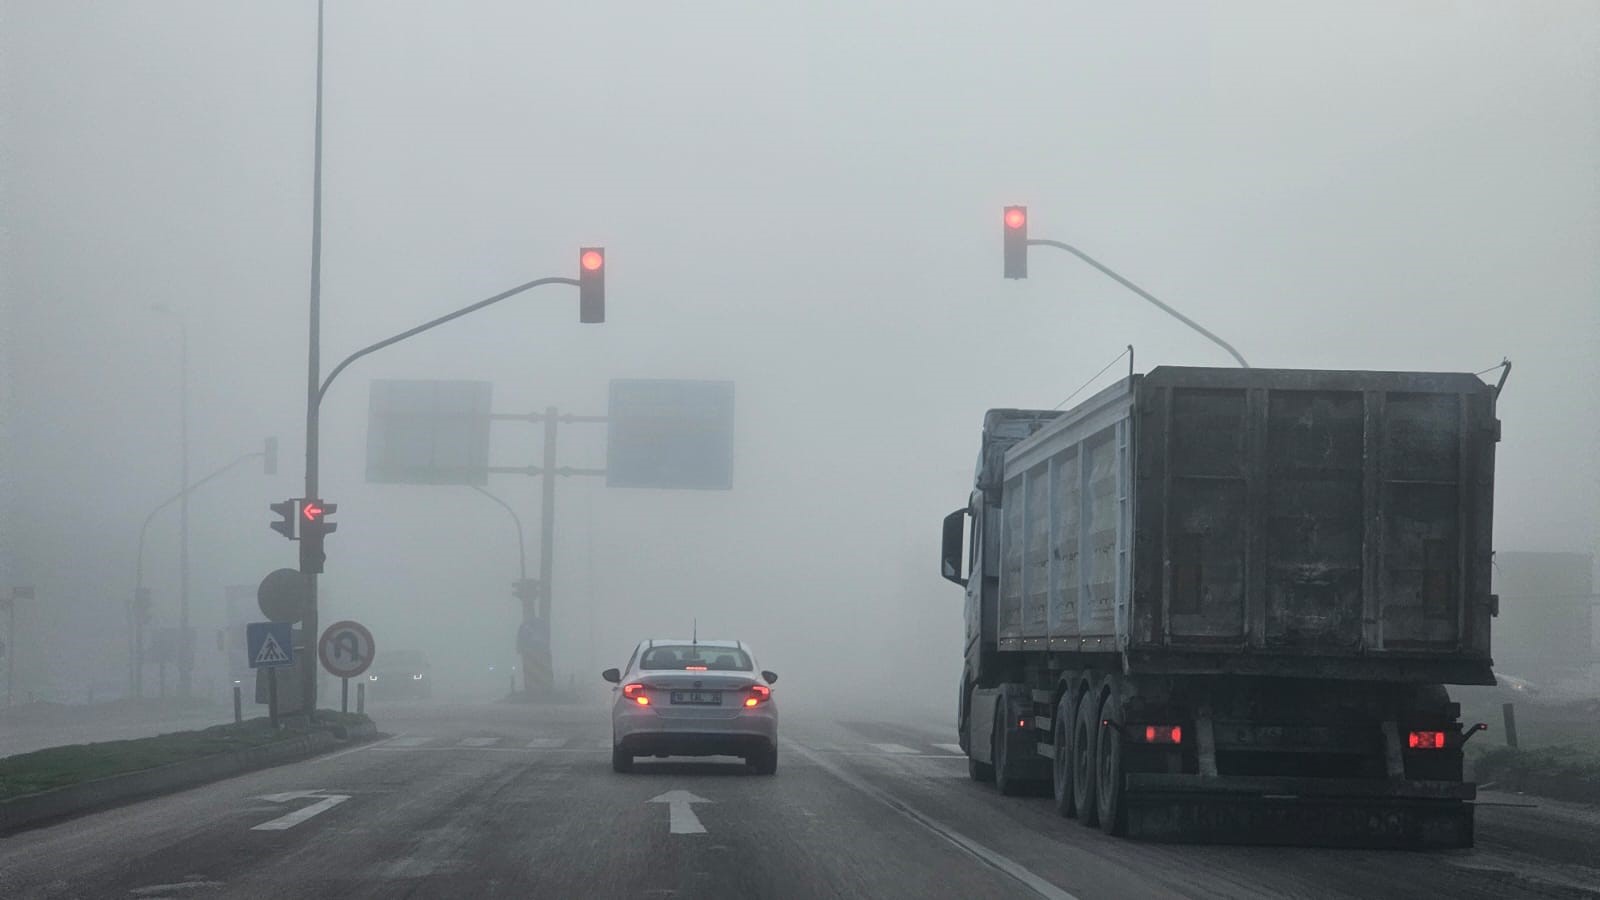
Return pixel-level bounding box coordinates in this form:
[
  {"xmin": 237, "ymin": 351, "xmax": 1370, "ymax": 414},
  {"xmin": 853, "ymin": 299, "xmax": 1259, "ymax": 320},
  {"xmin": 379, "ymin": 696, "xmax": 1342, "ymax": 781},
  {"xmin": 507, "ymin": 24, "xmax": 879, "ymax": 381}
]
[{"xmin": 1, "ymin": 701, "xmax": 1596, "ymax": 899}]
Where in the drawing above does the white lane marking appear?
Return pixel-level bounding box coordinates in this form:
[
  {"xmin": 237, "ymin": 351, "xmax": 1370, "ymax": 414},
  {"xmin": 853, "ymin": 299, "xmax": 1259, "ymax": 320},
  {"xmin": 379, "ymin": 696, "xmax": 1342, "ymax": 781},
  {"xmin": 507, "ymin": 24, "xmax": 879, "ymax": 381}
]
[
  {"xmin": 129, "ymin": 880, "xmax": 225, "ymax": 896},
  {"xmin": 459, "ymin": 737, "xmax": 501, "ymax": 747},
  {"xmin": 251, "ymin": 791, "xmax": 351, "ymax": 831},
  {"xmin": 786, "ymin": 740, "xmax": 1079, "ymax": 900},
  {"xmin": 525, "ymin": 738, "xmax": 567, "ymax": 749},
  {"xmin": 648, "ymin": 790, "xmax": 712, "ymax": 835},
  {"xmin": 870, "ymin": 743, "xmax": 919, "ymax": 755},
  {"xmin": 313, "ymin": 738, "xmax": 387, "ymax": 763},
  {"xmin": 933, "ymin": 743, "xmax": 965, "ymax": 754},
  {"xmin": 388, "ymin": 736, "xmax": 431, "ymax": 747}
]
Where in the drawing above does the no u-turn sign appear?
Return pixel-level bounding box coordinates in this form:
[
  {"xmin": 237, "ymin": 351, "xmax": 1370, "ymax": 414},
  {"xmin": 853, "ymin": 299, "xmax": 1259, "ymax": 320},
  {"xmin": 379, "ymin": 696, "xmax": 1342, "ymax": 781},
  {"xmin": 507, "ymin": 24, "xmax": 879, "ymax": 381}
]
[{"xmin": 319, "ymin": 620, "xmax": 375, "ymax": 679}]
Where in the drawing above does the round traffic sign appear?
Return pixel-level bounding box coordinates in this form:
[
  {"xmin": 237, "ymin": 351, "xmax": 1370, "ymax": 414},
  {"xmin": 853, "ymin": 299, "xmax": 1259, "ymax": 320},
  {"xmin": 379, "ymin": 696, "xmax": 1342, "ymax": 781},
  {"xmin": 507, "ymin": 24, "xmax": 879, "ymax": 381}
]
[
  {"xmin": 318, "ymin": 620, "xmax": 376, "ymax": 679},
  {"xmin": 257, "ymin": 568, "xmax": 311, "ymax": 624}
]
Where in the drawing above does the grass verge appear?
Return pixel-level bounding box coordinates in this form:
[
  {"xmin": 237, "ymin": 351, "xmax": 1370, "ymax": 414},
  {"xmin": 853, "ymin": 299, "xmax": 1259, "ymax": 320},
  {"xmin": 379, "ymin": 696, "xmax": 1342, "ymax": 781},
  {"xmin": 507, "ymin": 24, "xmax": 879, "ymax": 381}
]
[
  {"xmin": 0, "ymin": 711, "xmax": 372, "ymax": 801},
  {"xmin": 1472, "ymin": 744, "xmax": 1600, "ymax": 804}
]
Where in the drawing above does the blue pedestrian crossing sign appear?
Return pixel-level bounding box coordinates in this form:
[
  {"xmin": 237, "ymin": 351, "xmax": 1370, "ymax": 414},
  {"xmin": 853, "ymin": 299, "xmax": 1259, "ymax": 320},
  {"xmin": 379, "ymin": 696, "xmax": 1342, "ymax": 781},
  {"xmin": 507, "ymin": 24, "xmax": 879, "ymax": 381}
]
[{"xmin": 246, "ymin": 622, "xmax": 295, "ymax": 669}]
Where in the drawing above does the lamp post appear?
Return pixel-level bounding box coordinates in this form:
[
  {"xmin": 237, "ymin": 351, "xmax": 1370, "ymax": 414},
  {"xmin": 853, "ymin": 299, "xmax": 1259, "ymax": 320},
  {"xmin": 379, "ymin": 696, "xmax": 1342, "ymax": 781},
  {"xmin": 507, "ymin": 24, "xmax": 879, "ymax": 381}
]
[{"xmin": 149, "ymin": 303, "xmax": 193, "ymax": 695}]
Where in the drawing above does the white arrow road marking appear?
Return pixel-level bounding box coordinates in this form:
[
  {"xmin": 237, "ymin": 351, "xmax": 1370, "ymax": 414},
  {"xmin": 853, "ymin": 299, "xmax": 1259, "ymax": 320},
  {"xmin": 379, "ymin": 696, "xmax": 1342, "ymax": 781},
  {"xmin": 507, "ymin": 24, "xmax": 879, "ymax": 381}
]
[
  {"xmin": 252, "ymin": 790, "xmax": 351, "ymax": 831},
  {"xmin": 648, "ymin": 790, "xmax": 712, "ymax": 835}
]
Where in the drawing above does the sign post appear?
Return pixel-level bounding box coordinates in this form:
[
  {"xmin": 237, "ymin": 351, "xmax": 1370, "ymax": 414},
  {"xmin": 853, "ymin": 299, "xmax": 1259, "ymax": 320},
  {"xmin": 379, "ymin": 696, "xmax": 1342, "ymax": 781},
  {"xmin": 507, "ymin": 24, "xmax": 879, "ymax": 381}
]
[
  {"xmin": 319, "ymin": 620, "xmax": 375, "ymax": 715},
  {"xmin": 246, "ymin": 622, "xmax": 296, "ymax": 727}
]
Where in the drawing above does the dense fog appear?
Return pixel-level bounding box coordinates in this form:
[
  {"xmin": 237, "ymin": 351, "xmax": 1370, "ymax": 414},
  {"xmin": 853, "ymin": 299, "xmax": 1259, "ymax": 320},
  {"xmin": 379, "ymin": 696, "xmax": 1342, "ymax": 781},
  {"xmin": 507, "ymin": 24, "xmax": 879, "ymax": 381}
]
[{"xmin": 2, "ymin": 2, "xmax": 1595, "ymax": 719}]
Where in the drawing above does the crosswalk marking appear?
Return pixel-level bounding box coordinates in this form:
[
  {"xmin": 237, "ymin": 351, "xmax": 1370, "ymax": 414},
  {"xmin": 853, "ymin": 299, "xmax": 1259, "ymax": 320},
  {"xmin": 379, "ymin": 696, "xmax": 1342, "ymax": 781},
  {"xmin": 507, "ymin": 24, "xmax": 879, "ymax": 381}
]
[
  {"xmin": 933, "ymin": 743, "xmax": 965, "ymax": 755},
  {"xmin": 459, "ymin": 737, "xmax": 501, "ymax": 747},
  {"xmin": 869, "ymin": 743, "xmax": 918, "ymax": 755},
  {"xmin": 525, "ymin": 738, "xmax": 566, "ymax": 749}
]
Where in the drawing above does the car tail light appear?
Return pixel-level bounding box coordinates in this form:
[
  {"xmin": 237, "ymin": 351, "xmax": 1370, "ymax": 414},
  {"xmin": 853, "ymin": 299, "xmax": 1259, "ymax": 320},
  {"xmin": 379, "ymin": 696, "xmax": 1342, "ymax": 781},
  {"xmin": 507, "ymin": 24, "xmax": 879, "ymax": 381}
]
[
  {"xmin": 623, "ymin": 683, "xmax": 649, "ymax": 706},
  {"xmin": 1135, "ymin": 725, "xmax": 1183, "ymax": 744},
  {"xmin": 1408, "ymin": 730, "xmax": 1446, "ymax": 749},
  {"xmin": 743, "ymin": 684, "xmax": 771, "ymax": 708},
  {"xmin": 685, "ymin": 665, "xmax": 708, "ymax": 671}
]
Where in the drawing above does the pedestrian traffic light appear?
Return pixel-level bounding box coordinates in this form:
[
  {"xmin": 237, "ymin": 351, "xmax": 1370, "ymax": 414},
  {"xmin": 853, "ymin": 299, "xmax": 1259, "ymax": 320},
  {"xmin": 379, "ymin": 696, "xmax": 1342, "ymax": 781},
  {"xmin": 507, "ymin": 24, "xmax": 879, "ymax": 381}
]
[
  {"xmin": 579, "ymin": 247, "xmax": 605, "ymax": 324},
  {"xmin": 299, "ymin": 500, "xmax": 337, "ymax": 574},
  {"xmin": 1004, "ymin": 206, "xmax": 1028, "ymax": 279},
  {"xmin": 270, "ymin": 500, "xmax": 298, "ymax": 540}
]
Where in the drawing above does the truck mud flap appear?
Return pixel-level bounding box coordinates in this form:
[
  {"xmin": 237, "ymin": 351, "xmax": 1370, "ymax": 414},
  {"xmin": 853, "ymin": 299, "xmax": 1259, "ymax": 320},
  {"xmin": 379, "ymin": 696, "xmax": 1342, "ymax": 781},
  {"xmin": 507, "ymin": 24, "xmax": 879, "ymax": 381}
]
[{"xmin": 1121, "ymin": 774, "xmax": 1474, "ymax": 848}]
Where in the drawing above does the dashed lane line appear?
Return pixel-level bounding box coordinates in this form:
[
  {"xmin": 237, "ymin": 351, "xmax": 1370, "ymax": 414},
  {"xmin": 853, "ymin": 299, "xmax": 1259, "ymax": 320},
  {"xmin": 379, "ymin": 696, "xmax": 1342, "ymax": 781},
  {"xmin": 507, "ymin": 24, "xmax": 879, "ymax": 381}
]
[{"xmin": 785, "ymin": 739, "xmax": 1079, "ymax": 900}]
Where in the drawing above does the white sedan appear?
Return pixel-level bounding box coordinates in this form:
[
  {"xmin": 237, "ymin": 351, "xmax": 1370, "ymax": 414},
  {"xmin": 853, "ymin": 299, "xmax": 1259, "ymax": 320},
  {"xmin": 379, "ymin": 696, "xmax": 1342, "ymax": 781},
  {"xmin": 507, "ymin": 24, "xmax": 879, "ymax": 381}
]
[{"xmin": 603, "ymin": 639, "xmax": 779, "ymax": 774}]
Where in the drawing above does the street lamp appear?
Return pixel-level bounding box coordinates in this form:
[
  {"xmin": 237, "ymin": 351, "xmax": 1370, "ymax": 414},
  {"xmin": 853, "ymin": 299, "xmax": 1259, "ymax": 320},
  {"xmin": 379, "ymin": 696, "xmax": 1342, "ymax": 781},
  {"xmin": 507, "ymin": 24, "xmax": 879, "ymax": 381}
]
[
  {"xmin": 148, "ymin": 303, "xmax": 194, "ymax": 696},
  {"xmin": 1001, "ymin": 208, "xmax": 1250, "ymax": 368}
]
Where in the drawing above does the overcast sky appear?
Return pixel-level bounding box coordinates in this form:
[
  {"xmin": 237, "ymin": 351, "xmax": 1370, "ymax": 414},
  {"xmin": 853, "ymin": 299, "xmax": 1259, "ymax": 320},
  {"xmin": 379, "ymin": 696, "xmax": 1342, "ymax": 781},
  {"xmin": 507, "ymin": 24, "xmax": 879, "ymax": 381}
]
[{"xmin": 2, "ymin": 2, "xmax": 1596, "ymax": 706}]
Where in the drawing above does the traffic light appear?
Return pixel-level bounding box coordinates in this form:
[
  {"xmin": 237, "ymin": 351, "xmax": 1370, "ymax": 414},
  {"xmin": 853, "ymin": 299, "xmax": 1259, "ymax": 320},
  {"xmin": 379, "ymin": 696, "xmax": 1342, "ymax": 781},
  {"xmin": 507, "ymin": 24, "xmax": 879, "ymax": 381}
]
[
  {"xmin": 578, "ymin": 247, "xmax": 605, "ymax": 324},
  {"xmin": 270, "ymin": 499, "xmax": 298, "ymax": 540},
  {"xmin": 299, "ymin": 500, "xmax": 337, "ymax": 574},
  {"xmin": 1003, "ymin": 206, "xmax": 1028, "ymax": 279}
]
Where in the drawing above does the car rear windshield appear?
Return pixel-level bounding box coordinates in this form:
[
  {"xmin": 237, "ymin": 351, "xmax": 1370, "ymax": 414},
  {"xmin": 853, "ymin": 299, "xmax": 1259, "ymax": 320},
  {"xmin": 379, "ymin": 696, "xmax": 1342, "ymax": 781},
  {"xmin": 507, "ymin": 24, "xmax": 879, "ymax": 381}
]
[{"xmin": 639, "ymin": 645, "xmax": 752, "ymax": 671}]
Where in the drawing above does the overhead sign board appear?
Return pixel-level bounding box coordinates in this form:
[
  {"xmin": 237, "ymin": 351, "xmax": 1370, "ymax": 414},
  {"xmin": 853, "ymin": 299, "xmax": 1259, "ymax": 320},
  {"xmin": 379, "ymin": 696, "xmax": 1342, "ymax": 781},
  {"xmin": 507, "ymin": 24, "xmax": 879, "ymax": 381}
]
[
  {"xmin": 366, "ymin": 379, "xmax": 493, "ymax": 485},
  {"xmin": 246, "ymin": 622, "xmax": 295, "ymax": 669},
  {"xmin": 319, "ymin": 620, "xmax": 376, "ymax": 679},
  {"xmin": 606, "ymin": 379, "xmax": 735, "ymax": 490}
]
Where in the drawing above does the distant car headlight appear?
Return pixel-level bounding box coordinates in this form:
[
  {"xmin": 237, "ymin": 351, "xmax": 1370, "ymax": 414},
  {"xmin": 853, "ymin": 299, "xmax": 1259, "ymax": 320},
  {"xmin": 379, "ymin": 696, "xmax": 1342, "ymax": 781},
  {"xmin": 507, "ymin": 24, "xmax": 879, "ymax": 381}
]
[
  {"xmin": 368, "ymin": 675, "xmax": 379, "ymax": 681},
  {"xmin": 412, "ymin": 673, "xmax": 424, "ymax": 680}
]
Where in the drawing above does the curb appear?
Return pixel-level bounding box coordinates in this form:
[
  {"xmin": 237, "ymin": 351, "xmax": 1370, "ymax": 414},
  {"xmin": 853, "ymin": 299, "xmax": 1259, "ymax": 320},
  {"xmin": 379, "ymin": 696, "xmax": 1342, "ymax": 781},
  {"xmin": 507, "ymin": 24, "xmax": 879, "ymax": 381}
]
[{"xmin": 0, "ymin": 727, "xmax": 375, "ymax": 834}]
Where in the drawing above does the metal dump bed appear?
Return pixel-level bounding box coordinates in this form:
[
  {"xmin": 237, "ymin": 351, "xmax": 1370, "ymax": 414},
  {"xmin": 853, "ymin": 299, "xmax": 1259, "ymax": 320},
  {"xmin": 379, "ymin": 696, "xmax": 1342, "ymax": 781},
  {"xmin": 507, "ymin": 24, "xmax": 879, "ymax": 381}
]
[{"xmin": 996, "ymin": 366, "xmax": 1499, "ymax": 683}]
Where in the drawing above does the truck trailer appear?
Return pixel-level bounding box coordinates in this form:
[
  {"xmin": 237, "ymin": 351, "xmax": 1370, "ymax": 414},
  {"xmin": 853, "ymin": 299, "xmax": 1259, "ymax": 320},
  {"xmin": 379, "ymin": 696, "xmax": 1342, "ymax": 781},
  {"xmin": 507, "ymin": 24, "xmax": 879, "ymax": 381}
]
[{"xmin": 940, "ymin": 366, "xmax": 1501, "ymax": 847}]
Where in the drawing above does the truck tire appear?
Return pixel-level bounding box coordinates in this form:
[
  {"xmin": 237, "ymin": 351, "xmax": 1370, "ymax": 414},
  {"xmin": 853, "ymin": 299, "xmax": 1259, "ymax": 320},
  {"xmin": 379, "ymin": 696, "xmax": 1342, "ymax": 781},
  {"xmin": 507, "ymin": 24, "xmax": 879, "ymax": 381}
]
[
  {"xmin": 1072, "ymin": 685, "xmax": 1100, "ymax": 826},
  {"xmin": 993, "ymin": 705, "xmax": 1025, "ymax": 797},
  {"xmin": 1095, "ymin": 685, "xmax": 1127, "ymax": 836},
  {"xmin": 1051, "ymin": 693, "xmax": 1076, "ymax": 817}
]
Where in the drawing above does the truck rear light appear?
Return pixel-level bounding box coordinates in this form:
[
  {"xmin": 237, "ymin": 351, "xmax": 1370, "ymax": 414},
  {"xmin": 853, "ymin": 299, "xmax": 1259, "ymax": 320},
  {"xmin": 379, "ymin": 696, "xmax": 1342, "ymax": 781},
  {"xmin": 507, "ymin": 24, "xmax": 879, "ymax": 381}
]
[
  {"xmin": 1408, "ymin": 730, "xmax": 1446, "ymax": 749},
  {"xmin": 1137, "ymin": 725, "xmax": 1183, "ymax": 744},
  {"xmin": 744, "ymin": 684, "xmax": 771, "ymax": 708},
  {"xmin": 623, "ymin": 683, "xmax": 649, "ymax": 706}
]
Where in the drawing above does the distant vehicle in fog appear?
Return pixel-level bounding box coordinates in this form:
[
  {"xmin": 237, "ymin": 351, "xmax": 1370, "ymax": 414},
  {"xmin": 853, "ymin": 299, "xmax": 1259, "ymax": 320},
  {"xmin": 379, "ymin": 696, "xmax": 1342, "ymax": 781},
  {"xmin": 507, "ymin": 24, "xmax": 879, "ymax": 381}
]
[
  {"xmin": 367, "ymin": 649, "xmax": 432, "ymax": 700},
  {"xmin": 604, "ymin": 639, "xmax": 779, "ymax": 775}
]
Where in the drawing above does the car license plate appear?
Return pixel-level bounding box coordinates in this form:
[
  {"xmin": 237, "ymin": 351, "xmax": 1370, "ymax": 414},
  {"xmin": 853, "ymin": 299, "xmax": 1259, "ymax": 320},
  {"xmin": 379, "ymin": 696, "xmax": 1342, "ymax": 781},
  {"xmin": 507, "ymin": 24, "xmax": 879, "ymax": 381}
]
[{"xmin": 671, "ymin": 690, "xmax": 721, "ymax": 705}]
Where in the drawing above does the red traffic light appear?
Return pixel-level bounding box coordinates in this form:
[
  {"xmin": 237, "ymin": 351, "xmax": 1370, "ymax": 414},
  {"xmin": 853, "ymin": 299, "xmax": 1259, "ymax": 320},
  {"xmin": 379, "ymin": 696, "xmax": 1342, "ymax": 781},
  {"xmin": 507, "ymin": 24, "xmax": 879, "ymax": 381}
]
[
  {"xmin": 579, "ymin": 246, "xmax": 605, "ymax": 324},
  {"xmin": 580, "ymin": 249, "xmax": 604, "ymax": 271},
  {"xmin": 1004, "ymin": 208, "xmax": 1026, "ymax": 230},
  {"xmin": 302, "ymin": 502, "xmax": 324, "ymax": 522}
]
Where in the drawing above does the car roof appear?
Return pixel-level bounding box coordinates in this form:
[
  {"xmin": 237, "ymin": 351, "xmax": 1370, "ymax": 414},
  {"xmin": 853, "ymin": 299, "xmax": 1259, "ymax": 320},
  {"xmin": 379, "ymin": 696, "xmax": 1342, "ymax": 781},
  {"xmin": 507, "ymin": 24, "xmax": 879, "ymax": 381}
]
[{"xmin": 638, "ymin": 639, "xmax": 745, "ymax": 650}]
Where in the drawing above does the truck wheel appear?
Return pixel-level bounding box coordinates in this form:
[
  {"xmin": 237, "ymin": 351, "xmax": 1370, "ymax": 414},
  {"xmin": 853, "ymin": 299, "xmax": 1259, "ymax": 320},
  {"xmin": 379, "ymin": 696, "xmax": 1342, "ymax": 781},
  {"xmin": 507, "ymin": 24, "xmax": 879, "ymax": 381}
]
[
  {"xmin": 993, "ymin": 705, "xmax": 1025, "ymax": 797},
  {"xmin": 1051, "ymin": 693, "xmax": 1076, "ymax": 817},
  {"xmin": 1072, "ymin": 686, "xmax": 1100, "ymax": 827},
  {"xmin": 1095, "ymin": 686, "xmax": 1127, "ymax": 836}
]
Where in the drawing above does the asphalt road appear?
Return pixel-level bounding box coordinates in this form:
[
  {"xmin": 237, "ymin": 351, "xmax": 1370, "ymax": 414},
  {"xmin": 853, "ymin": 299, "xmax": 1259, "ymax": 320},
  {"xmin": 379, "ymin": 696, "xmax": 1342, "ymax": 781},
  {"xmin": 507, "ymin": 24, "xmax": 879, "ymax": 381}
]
[{"xmin": 1, "ymin": 700, "xmax": 1597, "ymax": 899}]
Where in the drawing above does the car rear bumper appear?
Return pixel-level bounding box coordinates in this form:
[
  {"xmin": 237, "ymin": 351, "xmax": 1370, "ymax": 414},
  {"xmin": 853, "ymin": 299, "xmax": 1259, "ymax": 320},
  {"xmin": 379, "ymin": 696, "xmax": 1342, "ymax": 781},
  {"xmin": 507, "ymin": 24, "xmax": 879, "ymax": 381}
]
[{"xmin": 613, "ymin": 704, "xmax": 777, "ymax": 757}]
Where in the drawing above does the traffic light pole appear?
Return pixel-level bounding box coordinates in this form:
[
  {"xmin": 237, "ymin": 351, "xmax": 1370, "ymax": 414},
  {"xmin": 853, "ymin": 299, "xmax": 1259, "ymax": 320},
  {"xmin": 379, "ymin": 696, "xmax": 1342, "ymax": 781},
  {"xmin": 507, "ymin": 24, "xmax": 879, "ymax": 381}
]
[
  {"xmin": 1026, "ymin": 238, "xmax": 1250, "ymax": 368},
  {"xmin": 294, "ymin": 1, "xmax": 599, "ymax": 720}
]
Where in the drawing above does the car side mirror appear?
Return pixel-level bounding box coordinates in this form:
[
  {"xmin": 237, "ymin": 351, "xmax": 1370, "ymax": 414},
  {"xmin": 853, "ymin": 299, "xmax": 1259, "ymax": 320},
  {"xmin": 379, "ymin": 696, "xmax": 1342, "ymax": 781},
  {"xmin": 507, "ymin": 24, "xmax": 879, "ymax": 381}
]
[
  {"xmin": 761, "ymin": 670, "xmax": 778, "ymax": 685},
  {"xmin": 601, "ymin": 668, "xmax": 621, "ymax": 684},
  {"xmin": 941, "ymin": 508, "xmax": 969, "ymax": 586}
]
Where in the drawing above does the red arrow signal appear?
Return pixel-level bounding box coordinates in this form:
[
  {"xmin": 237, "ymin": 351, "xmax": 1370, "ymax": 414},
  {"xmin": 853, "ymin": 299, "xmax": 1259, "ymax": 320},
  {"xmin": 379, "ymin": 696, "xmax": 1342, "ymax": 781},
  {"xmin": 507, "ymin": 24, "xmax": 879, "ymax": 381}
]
[{"xmin": 302, "ymin": 502, "xmax": 324, "ymax": 522}]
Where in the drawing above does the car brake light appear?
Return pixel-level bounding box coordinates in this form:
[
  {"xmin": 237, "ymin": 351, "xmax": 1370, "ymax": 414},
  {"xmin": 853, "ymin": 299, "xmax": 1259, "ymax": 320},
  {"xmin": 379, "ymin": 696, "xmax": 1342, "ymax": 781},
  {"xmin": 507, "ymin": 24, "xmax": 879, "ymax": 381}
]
[
  {"xmin": 685, "ymin": 665, "xmax": 708, "ymax": 671},
  {"xmin": 744, "ymin": 684, "xmax": 771, "ymax": 708},
  {"xmin": 1137, "ymin": 725, "xmax": 1183, "ymax": 744},
  {"xmin": 1408, "ymin": 730, "xmax": 1446, "ymax": 749},
  {"xmin": 623, "ymin": 683, "xmax": 649, "ymax": 706}
]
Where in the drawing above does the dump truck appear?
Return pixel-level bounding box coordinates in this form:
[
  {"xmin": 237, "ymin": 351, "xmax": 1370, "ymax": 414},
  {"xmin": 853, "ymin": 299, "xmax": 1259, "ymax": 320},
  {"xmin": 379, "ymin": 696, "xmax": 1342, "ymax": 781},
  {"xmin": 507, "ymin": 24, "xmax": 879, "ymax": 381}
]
[{"xmin": 940, "ymin": 366, "xmax": 1502, "ymax": 847}]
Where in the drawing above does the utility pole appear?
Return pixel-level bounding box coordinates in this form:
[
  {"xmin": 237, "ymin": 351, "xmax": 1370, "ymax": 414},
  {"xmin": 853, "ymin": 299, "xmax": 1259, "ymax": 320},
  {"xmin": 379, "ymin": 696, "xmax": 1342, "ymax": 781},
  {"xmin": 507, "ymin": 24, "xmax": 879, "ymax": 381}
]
[{"xmin": 178, "ymin": 317, "xmax": 192, "ymax": 697}]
